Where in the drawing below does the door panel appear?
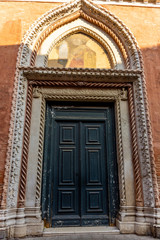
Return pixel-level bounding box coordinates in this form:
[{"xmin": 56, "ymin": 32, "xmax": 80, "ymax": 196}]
[
  {"xmin": 42, "ymin": 103, "xmax": 119, "ymax": 227},
  {"xmin": 53, "ymin": 122, "xmax": 80, "ymax": 226},
  {"xmin": 86, "ymin": 149, "xmax": 101, "ymax": 184},
  {"xmin": 81, "ymin": 122, "xmax": 108, "ymax": 225},
  {"xmin": 60, "ymin": 125, "xmax": 76, "ymax": 144},
  {"xmin": 59, "ymin": 148, "xmax": 75, "ymax": 185}
]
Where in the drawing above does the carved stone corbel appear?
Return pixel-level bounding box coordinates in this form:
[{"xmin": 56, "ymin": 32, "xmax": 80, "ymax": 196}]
[
  {"xmin": 33, "ymin": 87, "xmax": 42, "ymax": 98},
  {"xmin": 120, "ymin": 88, "xmax": 128, "ymax": 101}
]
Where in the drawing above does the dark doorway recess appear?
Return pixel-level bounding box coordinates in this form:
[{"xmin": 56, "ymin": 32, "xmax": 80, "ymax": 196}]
[{"xmin": 41, "ymin": 101, "xmax": 119, "ymax": 227}]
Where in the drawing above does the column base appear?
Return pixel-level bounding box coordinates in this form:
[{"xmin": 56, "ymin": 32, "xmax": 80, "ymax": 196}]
[
  {"xmin": 151, "ymin": 224, "xmax": 160, "ymax": 238},
  {"xmin": 116, "ymin": 219, "xmax": 151, "ymax": 235}
]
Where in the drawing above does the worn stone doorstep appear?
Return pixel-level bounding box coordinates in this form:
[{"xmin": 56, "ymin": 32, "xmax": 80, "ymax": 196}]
[{"xmin": 43, "ymin": 226, "xmax": 120, "ymax": 236}]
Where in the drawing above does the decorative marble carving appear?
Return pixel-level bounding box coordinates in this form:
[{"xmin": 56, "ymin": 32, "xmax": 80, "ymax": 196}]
[
  {"xmin": 116, "ymin": 98, "xmax": 126, "ymax": 206},
  {"xmin": 1, "ymin": 50, "xmax": 27, "ymax": 208},
  {"xmin": 128, "ymin": 87, "xmax": 143, "ymax": 206},
  {"xmin": 120, "ymin": 88, "xmax": 128, "ymax": 101},
  {"xmin": 33, "ymin": 87, "xmax": 42, "ymax": 98},
  {"xmin": 5, "ymin": 73, "xmax": 27, "ymax": 208},
  {"xmin": 35, "ymin": 97, "xmax": 45, "ymax": 206},
  {"xmin": 37, "ymin": 19, "xmax": 124, "ymax": 69},
  {"xmin": 133, "ymin": 78, "xmax": 155, "ymax": 207},
  {"xmin": 139, "ymin": 70, "xmax": 160, "ymax": 207},
  {"xmin": 22, "ymin": 67, "xmax": 142, "ymax": 81},
  {"xmin": 19, "ymin": 0, "xmax": 141, "ymax": 69},
  {"xmin": 18, "ymin": 85, "xmax": 33, "ymax": 207}
]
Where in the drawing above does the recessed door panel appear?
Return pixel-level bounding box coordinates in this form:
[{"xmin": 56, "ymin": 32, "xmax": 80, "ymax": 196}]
[
  {"xmin": 59, "ymin": 148, "xmax": 75, "ymax": 185},
  {"xmin": 86, "ymin": 148, "xmax": 102, "ymax": 184},
  {"xmin": 86, "ymin": 190, "xmax": 103, "ymax": 212},
  {"xmin": 86, "ymin": 126, "xmax": 101, "ymax": 144},
  {"xmin": 58, "ymin": 190, "xmax": 76, "ymax": 212},
  {"xmin": 60, "ymin": 125, "xmax": 76, "ymax": 144}
]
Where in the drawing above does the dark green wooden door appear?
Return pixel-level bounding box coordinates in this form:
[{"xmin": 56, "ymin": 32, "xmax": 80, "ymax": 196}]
[{"xmin": 42, "ymin": 102, "xmax": 119, "ymax": 227}]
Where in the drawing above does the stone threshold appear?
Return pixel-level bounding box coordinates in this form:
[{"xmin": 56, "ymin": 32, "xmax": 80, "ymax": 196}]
[{"xmin": 43, "ymin": 226, "xmax": 120, "ymax": 236}]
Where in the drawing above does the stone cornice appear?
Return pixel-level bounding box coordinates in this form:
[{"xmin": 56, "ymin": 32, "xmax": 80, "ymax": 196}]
[{"xmin": 21, "ymin": 67, "xmax": 142, "ymax": 82}]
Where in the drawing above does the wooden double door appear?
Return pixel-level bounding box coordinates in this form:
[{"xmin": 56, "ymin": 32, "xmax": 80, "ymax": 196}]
[{"xmin": 42, "ymin": 102, "xmax": 119, "ymax": 227}]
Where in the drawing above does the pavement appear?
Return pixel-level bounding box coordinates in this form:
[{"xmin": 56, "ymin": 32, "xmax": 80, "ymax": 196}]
[{"xmin": 15, "ymin": 234, "xmax": 158, "ymax": 240}]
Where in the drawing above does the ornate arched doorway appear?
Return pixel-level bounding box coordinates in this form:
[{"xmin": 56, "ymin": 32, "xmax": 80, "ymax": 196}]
[
  {"xmin": 41, "ymin": 32, "xmax": 120, "ymax": 228},
  {"xmin": 1, "ymin": 0, "xmax": 159, "ymax": 237}
]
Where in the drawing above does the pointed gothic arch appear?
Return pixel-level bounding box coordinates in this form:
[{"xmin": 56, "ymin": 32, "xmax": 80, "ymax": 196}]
[{"xmin": 1, "ymin": 0, "xmax": 159, "ymax": 237}]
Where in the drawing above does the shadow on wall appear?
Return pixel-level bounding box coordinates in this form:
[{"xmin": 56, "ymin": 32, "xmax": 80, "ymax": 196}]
[
  {"xmin": 0, "ymin": 44, "xmax": 160, "ymax": 208},
  {"xmin": 0, "ymin": 44, "xmax": 20, "ymax": 206},
  {"xmin": 0, "ymin": 18, "xmax": 22, "ymax": 205},
  {"xmin": 141, "ymin": 45, "xmax": 160, "ymax": 191},
  {"xmin": 141, "ymin": 46, "xmax": 160, "ymax": 146}
]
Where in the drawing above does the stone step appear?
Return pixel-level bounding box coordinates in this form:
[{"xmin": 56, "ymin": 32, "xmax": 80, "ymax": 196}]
[{"xmin": 43, "ymin": 226, "xmax": 120, "ymax": 237}]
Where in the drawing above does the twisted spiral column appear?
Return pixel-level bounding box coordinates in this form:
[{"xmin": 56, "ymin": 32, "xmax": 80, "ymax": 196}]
[
  {"xmin": 128, "ymin": 86, "xmax": 143, "ymax": 206},
  {"xmin": 18, "ymin": 85, "xmax": 33, "ymax": 207},
  {"xmin": 116, "ymin": 99, "xmax": 126, "ymax": 206},
  {"xmin": 30, "ymin": 80, "xmax": 131, "ymax": 88},
  {"xmin": 35, "ymin": 98, "xmax": 45, "ymax": 206}
]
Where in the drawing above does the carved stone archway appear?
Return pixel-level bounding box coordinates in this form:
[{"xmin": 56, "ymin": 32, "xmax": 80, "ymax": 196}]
[{"xmin": 1, "ymin": 0, "xmax": 160, "ymax": 237}]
